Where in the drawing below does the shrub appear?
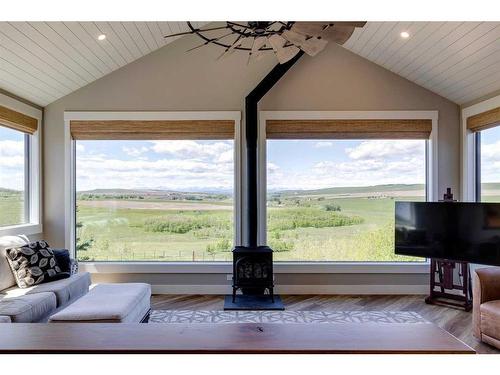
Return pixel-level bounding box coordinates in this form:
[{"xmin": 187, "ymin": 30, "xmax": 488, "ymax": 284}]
[
  {"xmin": 206, "ymin": 238, "xmax": 232, "ymax": 254},
  {"xmin": 143, "ymin": 213, "xmax": 231, "ymax": 234},
  {"xmin": 324, "ymin": 203, "xmax": 341, "ymax": 212},
  {"xmin": 269, "ymin": 238, "xmax": 295, "ymax": 252},
  {"xmin": 268, "ymin": 207, "xmax": 363, "ymax": 231}
]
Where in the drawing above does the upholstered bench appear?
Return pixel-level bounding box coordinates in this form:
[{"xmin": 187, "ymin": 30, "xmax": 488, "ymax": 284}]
[{"xmin": 49, "ymin": 283, "xmax": 151, "ymax": 323}]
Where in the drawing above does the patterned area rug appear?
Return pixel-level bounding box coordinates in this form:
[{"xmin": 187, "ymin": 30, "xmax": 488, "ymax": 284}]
[{"xmin": 149, "ymin": 310, "xmax": 427, "ymax": 324}]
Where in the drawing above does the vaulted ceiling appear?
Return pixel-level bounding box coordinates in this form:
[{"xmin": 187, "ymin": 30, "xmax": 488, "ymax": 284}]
[
  {"xmin": 0, "ymin": 21, "xmax": 499, "ymax": 107},
  {"xmin": 343, "ymin": 22, "xmax": 500, "ymax": 105},
  {"xmin": 0, "ymin": 22, "xmax": 206, "ymax": 106}
]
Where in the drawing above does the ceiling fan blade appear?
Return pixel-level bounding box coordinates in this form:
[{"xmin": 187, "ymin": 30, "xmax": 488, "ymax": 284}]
[
  {"xmin": 292, "ymin": 22, "xmax": 365, "ymax": 33},
  {"xmin": 275, "ymin": 45, "xmax": 301, "ymax": 64},
  {"xmin": 291, "ymin": 22, "xmax": 329, "ymax": 36},
  {"xmin": 320, "ymin": 25, "xmax": 356, "ymax": 45},
  {"xmin": 291, "ymin": 22, "xmax": 365, "ymax": 45},
  {"xmin": 217, "ymin": 35, "xmax": 245, "ymax": 60},
  {"xmin": 281, "ymin": 29, "xmax": 306, "ymax": 46},
  {"xmin": 252, "ymin": 36, "xmax": 267, "ymax": 53},
  {"xmin": 268, "ymin": 35, "xmax": 300, "ymax": 64},
  {"xmin": 281, "ymin": 29, "xmax": 328, "ymax": 56},
  {"xmin": 227, "ymin": 21, "xmax": 250, "ymax": 29},
  {"xmin": 186, "ymin": 31, "xmax": 235, "ymax": 52},
  {"xmin": 268, "ymin": 34, "xmax": 287, "ymax": 51},
  {"xmin": 330, "ymin": 21, "xmax": 367, "ymax": 27},
  {"xmin": 247, "ymin": 36, "xmax": 267, "ymax": 64}
]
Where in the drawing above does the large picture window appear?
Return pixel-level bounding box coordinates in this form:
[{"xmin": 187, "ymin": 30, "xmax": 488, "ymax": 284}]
[
  {"xmin": 0, "ymin": 126, "xmax": 28, "ymax": 227},
  {"xmin": 71, "ymin": 115, "xmax": 239, "ymax": 262},
  {"xmin": 264, "ymin": 116, "xmax": 431, "ymax": 263},
  {"xmin": 267, "ymin": 139, "xmax": 426, "ymax": 262}
]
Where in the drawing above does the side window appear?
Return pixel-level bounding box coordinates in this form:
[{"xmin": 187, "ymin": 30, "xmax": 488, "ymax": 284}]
[{"xmin": 0, "ymin": 125, "xmax": 29, "ymax": 227}]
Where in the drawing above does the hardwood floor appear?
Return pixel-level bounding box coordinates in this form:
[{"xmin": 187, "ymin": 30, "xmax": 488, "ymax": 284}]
[{"xmin": 151, "ymin": 294, "xmax": 500, "ymax": 354}]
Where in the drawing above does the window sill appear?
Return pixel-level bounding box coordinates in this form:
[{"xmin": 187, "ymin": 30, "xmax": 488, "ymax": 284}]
[
  {"xmin": 0, "ymin": 223, "xmax": 42, "ymax": 237},
  {"xmin": 79, "ymin": 261, "xmax": 430, "ymax": 274}
]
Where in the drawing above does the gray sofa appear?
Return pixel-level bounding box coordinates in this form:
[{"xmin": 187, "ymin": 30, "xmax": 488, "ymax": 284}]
[{"xmin": 0, "ymin": 235, "xmax": 91, "ymax": 323}]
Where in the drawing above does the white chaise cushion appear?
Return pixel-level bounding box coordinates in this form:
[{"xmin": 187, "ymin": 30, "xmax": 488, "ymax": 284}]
[
  {"xmin": 0, "ymin": 235, "xmax": 29, "ymax": 291},
  {"xmin": 0, "ymin": 315, "xmax": 11, "ymax": 323},
  {"xmin": 49, "ymin": 283, "xmax": 151, "ymax": 323}
]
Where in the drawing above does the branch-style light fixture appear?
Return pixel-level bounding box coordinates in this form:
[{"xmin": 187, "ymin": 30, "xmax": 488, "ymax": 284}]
[{"xmin": 164, "ymin": 21, "xmax": 367, "ymax": 64}]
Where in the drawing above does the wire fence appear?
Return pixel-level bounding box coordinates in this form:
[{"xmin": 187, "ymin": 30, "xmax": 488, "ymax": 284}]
[{"xmin": 78, "ymin": 249, "xmax": 232, "ymax": 262}]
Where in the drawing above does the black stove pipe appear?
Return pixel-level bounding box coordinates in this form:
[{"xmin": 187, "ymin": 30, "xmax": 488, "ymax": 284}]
[{"xmin": 244, "ymin": 51, "xmax": 304, "ymax": 247}]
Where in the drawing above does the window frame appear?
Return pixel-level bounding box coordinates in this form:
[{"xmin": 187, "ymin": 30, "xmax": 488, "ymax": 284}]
[
  {"xmin": 0, "ymin": 94, "xmax": 42, "ymax": 236},
  {"xmin": 257, "ymin": 110, "xmax": 438, "ymax": 271},
  {"xmin": 462, "ymin": 94, "xmax": 500, "ymax": 202},
  {"xmin": 64, "ymin": 111, "xmax": 242, "ymax": 263},
  {"xmin": 66, "ymin": 110, "xmax": 436, "ymax": 275}
]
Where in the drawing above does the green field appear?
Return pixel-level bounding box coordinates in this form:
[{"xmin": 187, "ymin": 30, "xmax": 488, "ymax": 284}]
[
  {"xmin": 0, "ymin": 188, "xmax": 25, "ymax": 226},
  {"xmin": 73, "ymin": 184, "xmax": 429, "ymax": 262}
]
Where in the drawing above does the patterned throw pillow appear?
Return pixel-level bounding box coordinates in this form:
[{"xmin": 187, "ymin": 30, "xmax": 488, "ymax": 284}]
[{"xmin": 5, "ymin": 240, "xmax": 68, "ymax": 289}]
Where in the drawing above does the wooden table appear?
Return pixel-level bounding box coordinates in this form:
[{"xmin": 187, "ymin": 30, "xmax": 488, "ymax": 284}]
[{"xmin": 0, "ymin": 323, "xmax": 475, "ymax": 354}]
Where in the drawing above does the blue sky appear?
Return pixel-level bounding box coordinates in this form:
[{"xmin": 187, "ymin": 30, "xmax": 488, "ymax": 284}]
[
  {"xmin": 267, "ymin": 139, "xmax": 427, "ymax": 190},
  {"xmin": 75, "ymin": 140, "xmax": 234, "ymax": 192},
  {"xmin": 74, "ymin": 138, "xmax": 428, "ymax": 192},
  {"xmin": 0, "ymin": 126, "xmax": 25, "ymax": 191},
  {"xmin": 480, "ymin": 126, "xmax": 500, "ymax": 183}
]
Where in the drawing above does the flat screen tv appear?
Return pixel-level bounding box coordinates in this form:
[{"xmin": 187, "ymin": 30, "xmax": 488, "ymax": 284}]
[{"xmin": 395, "ymin": 202, "xmax": 500, "ymax": 266}]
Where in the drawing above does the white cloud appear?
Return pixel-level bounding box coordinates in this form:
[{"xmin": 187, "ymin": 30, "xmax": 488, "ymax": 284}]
[
  {"xmin": 76, "ymin": 144, "xmax": 85, "ymax": 153},
  {"xmin": 150, "ymin": 140, "xmax": 233, "ymax": 161},
  {"xmin": 0, "ymin": 140, "xmax": 25, "ymax": 190},
  {"xmin": 215, "ymin": 149, "xmax": 233, "ymax": 163},
  {"xmin": 479, "ymin": 140, "xmax": 500, "ymax": 182},
  {"xmin": 0, "ymin": 140, "xmax": 24, "ymax": 157},
  {"xmin": 122, "ymin": 145, "xmax": 149, "ymax": 157},
  {"xmin": 314, "ymin": 141, "xmax": 333, "ymax": 149},
  {"xmin": 346, "ymin": 140, "xmax": 423, "ymax": 160},
  {"xmin": 76, "ymin": 141, "xmax": 235, "ymax": 192},
  {"xmin": 481, "ymin": 140, "xmax": 500, "ymax": 162},
  {"xmin": 267, "ymin": 140, "xmax": 426, "ymax": 190},
  {"xmin": 267, "ymin": 162, "xmax": 280, "ymax": 173}
]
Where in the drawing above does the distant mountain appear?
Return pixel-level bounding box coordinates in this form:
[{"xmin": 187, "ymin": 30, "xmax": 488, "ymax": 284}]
[
  {"xmin": 77, "ymin": 188, "xmax": 229, "ymax": 196},
  {"xmin": 271, "ymin": 184, "xmax": 426, "ymax": 196}
]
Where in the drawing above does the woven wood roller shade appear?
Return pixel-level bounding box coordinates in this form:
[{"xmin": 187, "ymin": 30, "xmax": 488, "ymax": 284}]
[
  {"xmin": 266, "ymin": 119, "xmax": 432, "ymax": 139},
  {"xmin": 70, "ymin": 120, "xmax": 235, "ymax": 140},
  {"xmin": 0, "ymin": 105, "xmax": 38, "ymax": 134},
  {"xmin": 467, "ymin": 106, "xmax": 500, "ymax": 133}
]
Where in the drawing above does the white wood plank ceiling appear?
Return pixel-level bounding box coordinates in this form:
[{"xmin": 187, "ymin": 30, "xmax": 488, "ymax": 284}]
[
  {"xmin": 0, "ymin": 22, "xmax": 499, "ymax": 107},
  {"xmin": 343, "ymin": 21, "xmax": 500, "ymax": 105},
  {"xmin": 0, "ymin": 22, "xmax": 206, "ymax": 106}
]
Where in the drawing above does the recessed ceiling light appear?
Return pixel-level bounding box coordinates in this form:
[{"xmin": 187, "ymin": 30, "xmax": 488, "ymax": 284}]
[
  {"xmin": 400, "ymin": 31, "xmax": 410, "ymax": 39},
  {"xmin": 97, "ymin": 34, "xmax": 106, "ymax": 41}
]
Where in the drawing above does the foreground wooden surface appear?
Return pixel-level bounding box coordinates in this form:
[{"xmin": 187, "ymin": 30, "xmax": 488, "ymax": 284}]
[
  {"xmin": 0, "ymin": 322, "xmax": 474, "ymax": 354},
  {"xmin": 152, "ymin": 294, "xmax": 499, "ymax": 354}
]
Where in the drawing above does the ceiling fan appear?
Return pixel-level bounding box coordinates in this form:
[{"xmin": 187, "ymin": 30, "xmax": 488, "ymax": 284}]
[{"xmin": 164, "ymin": 21, "xmax": 367, "ymax": 64}]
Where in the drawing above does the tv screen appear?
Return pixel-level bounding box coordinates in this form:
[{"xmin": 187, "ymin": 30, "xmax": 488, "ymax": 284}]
[{"xmin": 395, "ymin": 202, "xmax": 500, "ymax": 266}]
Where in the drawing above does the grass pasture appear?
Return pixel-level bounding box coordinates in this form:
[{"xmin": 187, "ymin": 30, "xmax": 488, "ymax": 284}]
[
  {"xmin": 0, "ymin": 189, "xmax": 25, "ymax": 227},
  {"xmin": 73, "ymin": 185, "xmax": 429, "ymax": 262}
]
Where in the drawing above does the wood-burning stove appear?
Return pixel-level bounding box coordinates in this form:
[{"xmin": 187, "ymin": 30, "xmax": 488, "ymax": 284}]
[{"xmin": 232, "ymin": 246, "xmax": 274, "ymax": 303}]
